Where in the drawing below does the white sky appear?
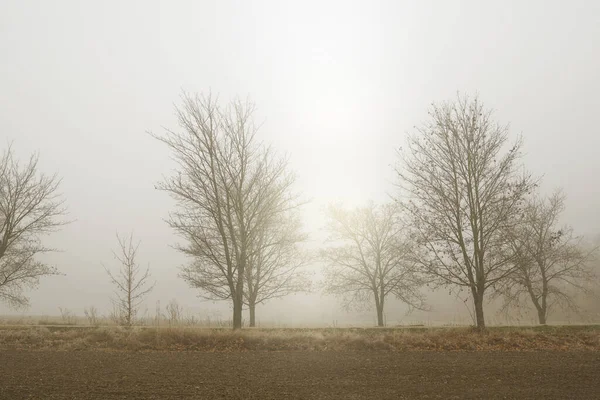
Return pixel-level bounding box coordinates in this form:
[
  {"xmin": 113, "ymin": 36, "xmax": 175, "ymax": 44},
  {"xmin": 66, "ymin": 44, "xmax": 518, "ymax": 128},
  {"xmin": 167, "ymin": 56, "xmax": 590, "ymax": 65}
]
[{"xmin": 1, "ymin": 0, "xmax": 599, "ymax": 324}]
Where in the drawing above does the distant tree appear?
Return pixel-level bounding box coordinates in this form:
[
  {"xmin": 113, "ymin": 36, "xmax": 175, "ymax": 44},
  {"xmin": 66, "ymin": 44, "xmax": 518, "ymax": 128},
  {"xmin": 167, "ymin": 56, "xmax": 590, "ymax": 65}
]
[
  {"xmin": 396, "ymin": 94, "xmax": 535, "ymax": 329},
  {"xmin": 494, "ymin": 191, "xmax": 598, "ymax": 324},
  {"xmin": 164, "ymin": 298, "xmax": 183, "ymax": 326},
  {"xmin": 153, "ymin": 92, "xmax": 297, "ymax": 330},
  {"xmin": 244, "ymin": 212, "xmax": 310, "ymax": 327},
  {"xmin": 321, "ymin": 202, "xmax": 426, "ymax": 327},
  {"xmin": 0, "ymin": 145, "xmax": 68, "ymax": 309},
  {"xmin": 84, "ymin": 306, "xmax": 99, "ymax": 326},
  {"xmin": 104, "ymin": 233, "xmax": 154, "ymax": 326}
]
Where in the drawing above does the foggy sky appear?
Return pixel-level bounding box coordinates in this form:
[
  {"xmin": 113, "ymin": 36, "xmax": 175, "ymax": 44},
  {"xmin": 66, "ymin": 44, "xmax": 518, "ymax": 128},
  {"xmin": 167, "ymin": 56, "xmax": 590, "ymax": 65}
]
[{"xmin": 1, "ymin": 0, "xmax": 599, "ymax": 325}]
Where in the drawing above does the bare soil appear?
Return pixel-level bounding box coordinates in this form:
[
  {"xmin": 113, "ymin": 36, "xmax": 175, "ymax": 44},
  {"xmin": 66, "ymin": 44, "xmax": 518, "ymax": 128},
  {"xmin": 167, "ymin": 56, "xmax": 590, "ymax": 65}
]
[{"xmin": 1, "ymin": 350, "xmax": 598, "ymax": 399}]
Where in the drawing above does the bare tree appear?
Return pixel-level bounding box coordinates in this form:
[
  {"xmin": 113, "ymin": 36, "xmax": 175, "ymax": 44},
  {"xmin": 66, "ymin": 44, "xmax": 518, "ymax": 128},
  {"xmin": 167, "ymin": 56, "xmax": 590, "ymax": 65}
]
[
  {"xmin": 0, "ymin": 145, "xmax": 68, "ymax": 308},
  {"xmin": 164, "ymin": 298, "xmax": 184, "ymax": 326},
  {"xmin": 396, "ymin": 94, "xmax": 535, "ymax": 329},
  {"xmin": 153, "ymin": 92, "xmax": 297, "ymax": 329},
  {"xmin": 58, "ymin": 306, "xmax": 76, "ymax": 325},
  {"xmin": 84, "ymin": 306, "xmax": 99, "ymax": 326},
  {"xmin": 104, "ymin": 233, "xmax": 154, "ymax": 326},
  {"xmin": 321, "ymin": 202, "xmax": 426, "ymax": 327},
  {"xmin": 244, "ymin": 212, "xmax": 310, "ymax": 327},
  {"xmin": 495, "ymin": 190, "xmax": 598, "ymax": 324}
]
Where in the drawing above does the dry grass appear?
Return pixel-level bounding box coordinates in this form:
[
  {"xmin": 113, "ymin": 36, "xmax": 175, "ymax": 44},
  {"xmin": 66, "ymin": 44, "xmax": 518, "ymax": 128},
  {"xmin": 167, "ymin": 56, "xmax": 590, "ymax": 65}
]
[
  {"xmin": 0, "ymin": 314, "xmax": 236, "ymax": 328},
  {"xmin": 0, "ymin": 325, "xmax": 598, "ymax": 352}
]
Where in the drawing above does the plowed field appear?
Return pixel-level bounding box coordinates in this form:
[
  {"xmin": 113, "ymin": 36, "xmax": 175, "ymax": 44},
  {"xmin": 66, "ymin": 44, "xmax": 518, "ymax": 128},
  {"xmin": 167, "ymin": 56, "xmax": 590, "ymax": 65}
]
[{"xmin": 1, "ymin": 350, "xmax": 598, "ymax": 399}]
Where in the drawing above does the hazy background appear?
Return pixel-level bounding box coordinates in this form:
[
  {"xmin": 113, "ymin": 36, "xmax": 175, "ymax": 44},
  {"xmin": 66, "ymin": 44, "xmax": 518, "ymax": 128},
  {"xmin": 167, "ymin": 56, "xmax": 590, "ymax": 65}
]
[{"xmin": 1, "ymin": 0, "xmax": 599, "ymax": 325}]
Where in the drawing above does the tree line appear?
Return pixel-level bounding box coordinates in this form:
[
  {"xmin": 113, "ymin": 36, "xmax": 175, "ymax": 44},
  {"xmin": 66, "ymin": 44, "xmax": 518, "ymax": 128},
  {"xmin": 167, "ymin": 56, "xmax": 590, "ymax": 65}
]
[{"xmin": 0, "ymin": 92, "xmax": 597, "ymax": 329}]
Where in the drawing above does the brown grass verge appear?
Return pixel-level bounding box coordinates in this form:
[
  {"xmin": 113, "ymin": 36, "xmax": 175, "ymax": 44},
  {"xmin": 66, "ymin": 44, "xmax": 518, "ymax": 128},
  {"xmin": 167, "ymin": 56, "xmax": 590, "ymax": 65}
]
[{"xmin": 0, "ymin": 325, "xmax": 598, "ymax": 352}]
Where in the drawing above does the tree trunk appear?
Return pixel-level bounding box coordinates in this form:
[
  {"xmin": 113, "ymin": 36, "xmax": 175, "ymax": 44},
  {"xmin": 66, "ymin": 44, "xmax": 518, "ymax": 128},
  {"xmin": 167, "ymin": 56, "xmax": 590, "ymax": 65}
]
[
  {"xmin": 374, "ymin": 289, "xmax": 385, "ymax": 327},
  {"xmin": 233, "ymin": 294, "xmax": 243, "ymax": 330},
  {"xmin": 526, "ymin": 282, "xmax": 547, "ymax": 325},
  {"xmin": 249, "ymin": 302, "xmax": 256, "ymax": 327},
  {"xmin": 537, "ymin": 307, "xmax": 547, "ymax": 325},
  {"xmin": 473, "ymin": 293, "xmax": 485, "ymax": 330},
  {"xmin": 540, "ymin": 279, "xmax": 548, "ymax": 325},
  {"xmin": 376, "ymin": 305, "xmax": 384, "ymax": 327},
  {"xmin": 233, "ymin": 257, "xmax": 245, "ymax": 330}
]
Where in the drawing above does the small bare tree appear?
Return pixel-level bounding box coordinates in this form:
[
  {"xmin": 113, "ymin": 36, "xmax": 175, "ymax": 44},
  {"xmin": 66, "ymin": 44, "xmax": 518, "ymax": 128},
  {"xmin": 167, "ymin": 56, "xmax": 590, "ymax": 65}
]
[
  {"xmin": 58, "ymin": 307, "xmax": 76, "ymax": 325},
  {"xmin": 153, "ymin": 92, "xmax": 297, "ymax": 329},
  {"xmin": 164, "ymin": 298, "xmax": 183, "ymax": 326},
  {"xmin": 104, "ymin": 233, "xmax": 154, "ymax": 326},
  {"xmin": 396, "ymin": 94, "xmax": 535, "ymax": 329},
  {"xmin": 0, "ymin": 145, "xmax": 68, "ymax": 308},
  {"xmin": 244, "ymin": 213, "xmax": 310, "ymax": 327},
  {"xmin": 495, "ymin": 191, "xmax": 598, "ymax": 324},
  {"xmin": 321, "ymin": 202, "xmax": 426, "ymax": 327},
  {"xmin": 84, "ymin": 306, "xmax": 99, "ymax": 326}
]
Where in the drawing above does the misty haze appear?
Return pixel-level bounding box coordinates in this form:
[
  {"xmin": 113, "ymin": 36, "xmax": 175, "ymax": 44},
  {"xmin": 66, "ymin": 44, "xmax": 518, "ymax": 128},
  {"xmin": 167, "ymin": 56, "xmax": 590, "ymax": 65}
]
[{"xmin": 1, "ymin": 1, "xmax": 599, "ymax": 399}]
